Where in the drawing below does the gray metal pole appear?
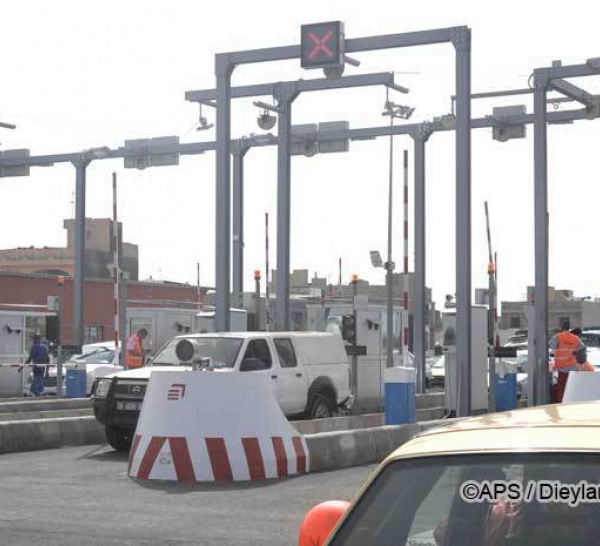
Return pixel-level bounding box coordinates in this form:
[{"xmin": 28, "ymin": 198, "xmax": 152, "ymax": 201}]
[
  {"xmin": 56, "ymin": 277, "xmax": 64, "ymax": 397},
  {"xmin": 533, "ymin": 69, "xmax": 550, "ymax": 405},
  {"xmin": 413, "ymin": 129, "xmax": 428, "ymax": 394},
  {"xmin": 386, "ymin": 116, "xmax": 395, "ymax": 369},
  {"xmin": 73, "ymin": 160, "xmax": 88, "ymax": 349},
  {"xmin": 275, "ymin": 88, "xmax": 295, "ymax": 331},
  {"xmin": 454, "ymin": 28, "xmax": 472, "ymax": 417},
  {"xmin": 119, "ymin": 274, "xmax": 128, "ymax": 367},
  {"xmin": 215, "ymin": 55, "xmax": 233, "ymax": 332},
  {"xmin": 232, "ymin": 144, "xmax": 246, "ymax": 305}
]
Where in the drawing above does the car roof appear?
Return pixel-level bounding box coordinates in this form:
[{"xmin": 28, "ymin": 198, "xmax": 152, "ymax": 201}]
[{"xmin": 387, "ymin": 402, "xmax": 600, "ymax": 460}]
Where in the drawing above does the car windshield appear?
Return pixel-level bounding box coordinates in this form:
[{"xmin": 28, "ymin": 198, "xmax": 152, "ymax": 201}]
[
  {"xmin": 330, "ymin": 453, "xmax": 600, "ymax": 546},
  {"xmin": 432, "ymin": 357, "xmax": 445, "ymax": 369},
  {"xmin": 150, "ymin": 337, "xmax": 243, "ymax": 368},
  {"xmin": 76, "ymin": 349, "xmax": 115, "ymax": 363},
  {"xmin": 581, "ymin": 333, "xmax": 600, "ymax": 348}
]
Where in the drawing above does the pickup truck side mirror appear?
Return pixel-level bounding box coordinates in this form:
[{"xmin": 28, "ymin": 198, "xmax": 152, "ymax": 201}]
[{"xmin": 239, "ymin": 358, "xmax": 266, "ymax": 372}]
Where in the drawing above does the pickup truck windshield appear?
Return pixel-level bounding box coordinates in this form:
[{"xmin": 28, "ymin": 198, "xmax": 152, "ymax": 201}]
[
  {"xmin": 330, "ymin": 453, "xmax": 600, "ymax": 546},
  {"xmin": 150, "ymin": 337, "xmax": 243, "ymax": 368}
]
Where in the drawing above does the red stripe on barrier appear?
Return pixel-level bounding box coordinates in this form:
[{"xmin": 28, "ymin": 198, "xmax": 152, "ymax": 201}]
[
  {"xmin": 129, "ymin": 434, "xmax": 142, "ymax": 473},
  {"xmin": 242, "ymin": 437, "xmax": 266, "ymax": 480},
  {"xmin": 271, "ymin": 437, "xmax": 288, "ymax": 478},
  {"xmin": 205, "ymin": 438, "xmax": 233, "ymax": 481},
  {"xmin": 292, "ymin": 437, "xmax": 307, "ymax": 474},
  {"xmin": 169, "ymin": 437, "xmax": 196, "ymax": 482},
  {"xmin": 137, "ymin": 436, "xmax": 166, "ymax": 479}
]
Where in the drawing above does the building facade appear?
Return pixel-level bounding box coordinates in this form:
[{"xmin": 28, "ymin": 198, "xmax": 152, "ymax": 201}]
[
  {"xmin": 0, "ymin": 272, "xmax": 206, "ymax": 345},
  {"xmin": 0, "ymin": 218, "xmax": 138, "ymax": 281},
  {"xmin": 501, "ymin": 286, "xmax": 600, "ymax": 331}
]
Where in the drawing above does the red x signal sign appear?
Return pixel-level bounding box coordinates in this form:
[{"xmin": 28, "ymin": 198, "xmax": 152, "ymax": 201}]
[{"xmin": 301, "ymin": 21, "xmax": 344, "ymax": 69}]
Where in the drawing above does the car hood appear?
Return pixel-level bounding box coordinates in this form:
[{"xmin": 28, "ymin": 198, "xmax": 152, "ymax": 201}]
[{"xmin": 105, "ymin": 366, "xmax": 235, "ymax": 380}]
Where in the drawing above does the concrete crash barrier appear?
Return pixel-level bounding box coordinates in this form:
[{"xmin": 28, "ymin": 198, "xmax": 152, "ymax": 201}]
[
  {"xmin": 0, "ymin": 408, "xmax": 93, "ymax": 422},
  {"xmin": 0, "ymin": 397, "xmax": 92, "ymax": 414},
  {"xmin": 305, "ymin": 418, "xmax": 452, "ymax": 472},
  {"xmin": 0, "ymin": 416, "xmax": 104, "ymax": 454},
  {"xmin": 563, "ymin": 372, "xmax": 600, "ymax": 402},
  {"xmin": 128, "ymin": 372, "xmax": 309, "ymax": 482}
]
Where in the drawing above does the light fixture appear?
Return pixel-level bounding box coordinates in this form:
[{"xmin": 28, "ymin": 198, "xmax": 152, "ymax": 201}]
[
  {"xmin": 257, "ymin": 109, "xmax": 277, "ymax": 131},
  {"xmin": 196, "ymin": 105, "xmax": 214, "ymax": 131},
  {"xmin": 382, "ymin": 100, "xmax": 415, "ymax": 120}
]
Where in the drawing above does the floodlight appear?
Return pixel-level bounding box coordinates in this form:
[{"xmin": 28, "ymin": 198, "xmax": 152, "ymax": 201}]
[{"xmin": 257, "ymin": 110, "xmax": 277, "ymax": 131}]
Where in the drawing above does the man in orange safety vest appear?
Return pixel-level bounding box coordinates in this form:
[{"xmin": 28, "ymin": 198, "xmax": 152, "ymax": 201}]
[
  {"xmin": 126, "ymin": 328, "xmax": 147, "ymax": 369},
  {"xmin": 549, "ymin": 321, "xmax": 584, "ymax": 403}
]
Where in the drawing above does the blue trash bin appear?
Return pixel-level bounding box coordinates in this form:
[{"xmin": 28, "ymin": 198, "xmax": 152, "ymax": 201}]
[
  {"xmin": 384, "ymin": 367, "xmax": 416, "ymax": 425},
  {"xmin": 66, "ymin": 365, "xmax": 87, "ymax": 398},
  {"xmin": 495, "ymin": 373, "xmax": 517, "ymax": 411}
]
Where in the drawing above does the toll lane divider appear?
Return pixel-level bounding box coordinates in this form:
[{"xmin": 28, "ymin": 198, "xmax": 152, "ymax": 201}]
[
  {"xmin": 128, "ymin": 372, "xmax": 309, "ymax": 482},
  {"xmin": 0, "ymin": 416, "xmax": 104, "ymax": 454},
  {"xmin": 0, "ymin": 397, "xmax": 92, "ymax": 414},
  {"xmin": 304, "ymin": 419, "xmax": 452, "ymax": 473}
]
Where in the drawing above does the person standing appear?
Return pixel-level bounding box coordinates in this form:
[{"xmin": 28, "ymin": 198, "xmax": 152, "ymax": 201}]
[
  {"xmin": 126, "ymin": 328, "xmax": 147, "ymax": 369},
  {"xmin": 26, "ymin": 334, "xmax": 49, "ymax": 396},
  {"xmin": 570, "ymin": 328, "xmax": 595, "ymax": 372},
  {"xmin": 549, "ymin": 321, "xmax": 584, "ymax": 403}
]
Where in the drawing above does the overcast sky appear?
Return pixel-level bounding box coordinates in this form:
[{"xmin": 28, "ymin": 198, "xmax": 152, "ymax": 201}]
[{"xmin": 0, "ymin": 0, "xmax": 597, "ymax": 309}]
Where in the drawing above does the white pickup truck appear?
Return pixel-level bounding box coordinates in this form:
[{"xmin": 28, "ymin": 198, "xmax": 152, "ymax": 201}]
[{"xmin": 92, "ymin": 331, "xmax": 353, "ymax": 451}]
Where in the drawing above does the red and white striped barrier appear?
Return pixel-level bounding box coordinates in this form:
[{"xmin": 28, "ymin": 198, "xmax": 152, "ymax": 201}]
[{"xmin": 128, "ymin": 371, "xmax": 309, "ymax": 482}]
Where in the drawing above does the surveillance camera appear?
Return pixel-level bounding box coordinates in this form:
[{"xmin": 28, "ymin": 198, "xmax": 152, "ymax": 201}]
[
  {"xmin": 303, "ymin": 141, "xmax": 317, "ymax": 157},
  {"xmin": 257, "ymin": 112, "xmax": 277, "ymax": 131},
  {"xmin": 324, "ymin": 65, "xmax": 345, "ymax": 79}
]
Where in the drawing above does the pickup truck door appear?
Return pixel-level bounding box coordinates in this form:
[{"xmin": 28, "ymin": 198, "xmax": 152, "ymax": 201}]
[
  {"xmin": 270, "ymin": 337, "xmax": 309, "ymax": 414},
  {"xmin": 238, "ymin": 338, "xmax": 283, "ymax": 406}
]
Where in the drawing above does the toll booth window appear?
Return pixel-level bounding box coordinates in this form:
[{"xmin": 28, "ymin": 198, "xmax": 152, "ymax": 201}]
[
  {"xmin": 274, "ymin": 338, "xmax": 297, "ymax": 368},
  {"xmin": 243, "ymin": 340, "xmax": 272, "ymax": 369}
]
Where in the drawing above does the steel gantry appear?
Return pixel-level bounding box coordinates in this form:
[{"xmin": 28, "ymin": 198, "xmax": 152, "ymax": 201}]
[
  {"xmin": 0, "ymin": 99, "xmax": 592, "ymax": 411},
  {"xmin": 530, "ymin": 60, "xmax": 600, "ymax": 406},
  {"xmin": 0, "ymin": 142, "xmax": 212, "ymax": 348},
  {"xmin": 210, "ymin": 25, "xmax": 473, "ymax": 415}
]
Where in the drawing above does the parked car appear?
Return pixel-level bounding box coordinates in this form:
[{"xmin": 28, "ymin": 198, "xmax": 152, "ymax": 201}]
[
  {"xmin": 40, "ymin": 345, "xmax": 122, "ymax": 396},
  {"xmin": 93, "ymin": 332, "xmax": 353, "ymax": 451},
  {"xmin": 300, "ymin": 401, "xmax": 600, "ymax": 546},
  {"xmin": 428, "ymin": 355, "xmax": 445, "ymax": 387}
]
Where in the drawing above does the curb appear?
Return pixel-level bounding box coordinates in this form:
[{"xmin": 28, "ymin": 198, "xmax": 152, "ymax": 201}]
[{"xmin": 0, "ymin": 416, "xmax": 104, "ymax": 454}]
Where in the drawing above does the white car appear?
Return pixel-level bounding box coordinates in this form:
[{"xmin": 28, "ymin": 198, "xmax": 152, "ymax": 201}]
[{"xmin": 39, "ymin": 345, "xmax": 123, "ymax": 396}]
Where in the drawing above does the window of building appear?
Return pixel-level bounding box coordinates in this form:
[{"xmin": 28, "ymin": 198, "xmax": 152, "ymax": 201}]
[
  {"xmin": 558, "ymin": 316, "xmax": 571, "ymax": 329},
  {"xmin": 85, "ymin": 325, "xmax": 104, "ymax": 344},
  {"xmin": 509, "ymin": 316, "xmax": 522, "ymax": 329}
]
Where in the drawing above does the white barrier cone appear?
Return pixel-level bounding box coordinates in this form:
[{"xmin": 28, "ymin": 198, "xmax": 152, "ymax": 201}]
[
  {"xmin": 563, "ymin": 372, "xmax": 600, "ymax": 403},
  {"xmin": 128, "ymin": 371, "xmax": 309, "ymax": 482}
]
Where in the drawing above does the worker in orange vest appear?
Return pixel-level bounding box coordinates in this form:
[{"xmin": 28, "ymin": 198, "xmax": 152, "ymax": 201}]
[
  {"xmin": 571, "ymin": 328, "xmax": 596, "ymax": 372},
  {"xmin": 126, "ymin": 328, "xmax": 147, "ymax": 369},
  {"xmin": 549, "ymin": 321, "xmax": 584, "ymax": 402}
]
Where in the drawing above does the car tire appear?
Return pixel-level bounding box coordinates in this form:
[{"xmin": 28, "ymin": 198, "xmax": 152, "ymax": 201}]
[
  {"xmin": 105, "ymin": 426, "xmax": 132, "ymax": 452},
  {"xmin": 307, "ymin": 393, "xmax": 336, "ymax": 420}
]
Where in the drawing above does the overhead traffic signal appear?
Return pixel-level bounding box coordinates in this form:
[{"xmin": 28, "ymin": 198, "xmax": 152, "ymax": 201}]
[
  {"xmin": 341, "ymin": 314, "xmax": 356, "ymax": 345},
  {"xmin": 301, "ymin": 21, "xmax": 345, "ymax": 69}
]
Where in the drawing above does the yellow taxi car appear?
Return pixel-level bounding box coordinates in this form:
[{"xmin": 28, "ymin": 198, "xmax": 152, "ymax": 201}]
[{"xmin": 300, "ymin": 402, "xmax": 600, "ymax": 546}]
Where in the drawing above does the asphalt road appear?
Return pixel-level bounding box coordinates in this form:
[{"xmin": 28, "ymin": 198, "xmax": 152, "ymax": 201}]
[{"xmin": 0, "ymin": 444, "xmax": 375, "ymax": 546}]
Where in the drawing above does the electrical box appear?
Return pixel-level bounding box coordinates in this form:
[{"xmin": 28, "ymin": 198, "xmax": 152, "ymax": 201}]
[{"xmin": 442, "ymin": 306, "xmax": 488, "ymax": 413}]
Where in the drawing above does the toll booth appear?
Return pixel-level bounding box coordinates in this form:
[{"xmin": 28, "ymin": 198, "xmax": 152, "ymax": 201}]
[
  {"xmin": 305, "ymin": 299, "xmax": 410, "ymax": 413},
  {"xmin": 441, "ymin": 306, "xmax": 488, "ymax": 414},
  {"xmin": 0, "ymin": 309, "xmax": 55, "ymax": 397}
]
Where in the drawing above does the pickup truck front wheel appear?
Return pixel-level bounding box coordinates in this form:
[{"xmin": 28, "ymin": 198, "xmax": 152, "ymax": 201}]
[
  {"xmin": 307, "ymin": 394, "xmax": 336, "ymax": 420},
  {"xmin": 105, "ymin": 426, "xmax": 132, "ymax": 452}
]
